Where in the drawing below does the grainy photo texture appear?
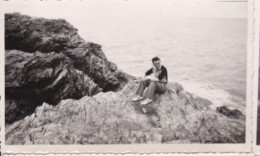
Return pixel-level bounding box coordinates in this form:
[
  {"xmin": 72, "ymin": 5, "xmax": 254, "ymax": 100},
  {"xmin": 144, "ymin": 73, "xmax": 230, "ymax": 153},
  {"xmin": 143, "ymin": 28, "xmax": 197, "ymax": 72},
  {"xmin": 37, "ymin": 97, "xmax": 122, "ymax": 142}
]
[{"xmin": 4, "ymin": 0, "xmax": 247, "ymax": 145}]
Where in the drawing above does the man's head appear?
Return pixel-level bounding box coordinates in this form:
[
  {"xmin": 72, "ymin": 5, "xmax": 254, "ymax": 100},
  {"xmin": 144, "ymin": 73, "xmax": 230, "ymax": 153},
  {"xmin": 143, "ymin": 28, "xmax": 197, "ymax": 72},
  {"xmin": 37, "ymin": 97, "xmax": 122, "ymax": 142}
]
[{"xmin": 152, "ymin": 57, "xmax": 161, "ymax": 69}]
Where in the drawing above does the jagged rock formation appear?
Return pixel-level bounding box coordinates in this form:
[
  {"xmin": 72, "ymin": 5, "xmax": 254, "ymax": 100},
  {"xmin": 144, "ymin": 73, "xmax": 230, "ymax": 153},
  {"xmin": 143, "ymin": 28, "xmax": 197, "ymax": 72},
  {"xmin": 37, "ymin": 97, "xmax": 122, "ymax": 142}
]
[
  {"xmin": 216, "ymin": 106, "xmax": 245, "ymax": 120},
  {"xmin": 5, "ymin": 13, "xmax": 129, "ymax": 91},
  {"xmin": 6, "ymin": 81, "xmax": 245, "ymax": 144},
  {"xmin": 5, "ymin": 50, "xmax": 100, "ymax": 123},
  {"xmin": 5, "ymin": 13, "xmax": 130, "ymax": 123}
]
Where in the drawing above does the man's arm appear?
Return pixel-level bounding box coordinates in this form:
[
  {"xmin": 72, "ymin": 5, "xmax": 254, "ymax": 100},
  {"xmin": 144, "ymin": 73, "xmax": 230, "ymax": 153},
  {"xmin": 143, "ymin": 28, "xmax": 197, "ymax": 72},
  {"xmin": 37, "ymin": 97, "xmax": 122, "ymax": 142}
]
[
  {"xmin": 158, "ymin": 77, "xmax": 167, "ymax": 84},
  {"xmin": 145, "ymin": 68, "xmax": 153, "ymax": 76},
  {"xmin": 158, "ymin": 67, "xmax": 168, "ymax": 83},
  {"xmin": 148, "ymin": 76, "xmax": 159, "ymax": 82},
  {"xmin": 140, "ymin": 68, "xmax": 154, "ymax": 81}
]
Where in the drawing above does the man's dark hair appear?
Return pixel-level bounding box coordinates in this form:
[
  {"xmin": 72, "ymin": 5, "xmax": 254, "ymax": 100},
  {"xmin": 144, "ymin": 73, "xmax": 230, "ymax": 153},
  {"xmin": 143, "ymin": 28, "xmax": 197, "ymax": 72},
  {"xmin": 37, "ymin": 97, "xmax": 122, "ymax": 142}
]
[{"xmin": 152, "ymin": 57, "xmax": 160, "ymax": 63}]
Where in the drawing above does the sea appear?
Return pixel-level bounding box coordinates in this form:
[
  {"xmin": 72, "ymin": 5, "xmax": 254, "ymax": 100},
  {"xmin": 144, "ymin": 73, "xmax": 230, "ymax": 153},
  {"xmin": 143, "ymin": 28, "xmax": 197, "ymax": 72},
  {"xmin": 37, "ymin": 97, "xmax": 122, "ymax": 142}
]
[{"xmin": 79, "ymin": 17, "xmax": 247, "ymax": 113}]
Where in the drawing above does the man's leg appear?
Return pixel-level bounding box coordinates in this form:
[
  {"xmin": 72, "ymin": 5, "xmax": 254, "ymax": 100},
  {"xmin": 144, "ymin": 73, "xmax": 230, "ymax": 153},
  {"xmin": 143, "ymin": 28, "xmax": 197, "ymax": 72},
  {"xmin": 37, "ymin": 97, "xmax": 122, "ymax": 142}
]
[
  {"xmin": 135, "ymin": 80, "xmax": 149, "ymax": 96},
  {"xmin": 143, "ymin": 81, "xmax": 157, "ymax": 100},
  {"xmin": 132, "ymin": 80, "xmax": 150, "ymax": 102},
  {"xmin": 155, "ymin": 83, "xmax": 167, "ymax": 94},
  {"xmin": 141, "ymin": 82, "xmax": 167, "ymax": 105}
]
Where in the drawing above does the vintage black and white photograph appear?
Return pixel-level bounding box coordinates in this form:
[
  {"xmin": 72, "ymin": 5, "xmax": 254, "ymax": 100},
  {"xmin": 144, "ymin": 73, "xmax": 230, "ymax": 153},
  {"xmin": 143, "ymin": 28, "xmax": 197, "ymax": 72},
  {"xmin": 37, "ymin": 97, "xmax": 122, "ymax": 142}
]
[{"xmin": 3, "ymin": 0, "xmax": 248, "ymax": 149}]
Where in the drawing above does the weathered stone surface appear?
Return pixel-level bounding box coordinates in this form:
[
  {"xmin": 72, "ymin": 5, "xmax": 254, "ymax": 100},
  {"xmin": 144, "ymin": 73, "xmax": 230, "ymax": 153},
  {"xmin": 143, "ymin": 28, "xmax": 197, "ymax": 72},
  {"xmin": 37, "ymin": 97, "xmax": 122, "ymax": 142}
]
[
  {"xmin": 6, "ymin": 81, "xmax": 245, "ymax": 144},
  {"xmin": 5, "ymin": 13, "xmax": 132, "ymax": 123},
  {"xmin": 5, "ymin": 50, "xmax": 100, "ymax": 123},
  {"xmin": 5, "ymin": 13, "xmax": 127, "ymax": 91},
  {"xmin": 216, "ymin": 106, "xmax": 245, "ymax": 120}
]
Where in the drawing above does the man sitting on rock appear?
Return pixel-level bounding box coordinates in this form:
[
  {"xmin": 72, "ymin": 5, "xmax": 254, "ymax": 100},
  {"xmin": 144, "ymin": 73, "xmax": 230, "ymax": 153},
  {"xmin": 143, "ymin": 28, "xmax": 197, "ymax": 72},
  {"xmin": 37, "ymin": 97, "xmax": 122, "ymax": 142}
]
[{"xmin": 132, "ymin": 57, "xmax": 168, "ymax": 105}]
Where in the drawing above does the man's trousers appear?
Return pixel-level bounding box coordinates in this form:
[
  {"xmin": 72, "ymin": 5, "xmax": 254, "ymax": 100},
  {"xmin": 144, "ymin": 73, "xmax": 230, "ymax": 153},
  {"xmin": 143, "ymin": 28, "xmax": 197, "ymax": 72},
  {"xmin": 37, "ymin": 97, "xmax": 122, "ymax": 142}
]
[{"xmin": 135, "ymin": 80, "xmax": 167, "ymax": 100}]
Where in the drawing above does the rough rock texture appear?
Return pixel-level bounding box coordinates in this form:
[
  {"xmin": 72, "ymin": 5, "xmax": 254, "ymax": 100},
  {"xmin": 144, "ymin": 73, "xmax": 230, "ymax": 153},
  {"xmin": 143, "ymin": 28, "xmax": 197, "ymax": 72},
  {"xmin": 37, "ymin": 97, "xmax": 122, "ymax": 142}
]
[
  {"xmin": 5, "ymin": 13, "xmax": 131, "ymax": 123},
  {"xmin": 6, "ymin": 81, "xmax": 245, "ymax": 144},
  {"xmin": 5, "ymin": 50, "xmax": 100, "ymax": 123},
  {"xmin": 5, "ymin": 13, "xmax": 128, "ymax": 91},
  {"xmin": 216, "ymin": 106, "xmax": 245, "ymax": 120}
]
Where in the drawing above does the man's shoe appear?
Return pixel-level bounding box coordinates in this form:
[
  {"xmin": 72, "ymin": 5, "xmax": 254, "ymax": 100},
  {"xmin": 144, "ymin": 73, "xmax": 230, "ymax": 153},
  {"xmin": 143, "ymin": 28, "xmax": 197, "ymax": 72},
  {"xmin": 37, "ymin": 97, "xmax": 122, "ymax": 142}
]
[
  {"xmin": 132, "ymin": 95, "xmax": 143, "ymax": 102},
  {"xmin": 140, "ymin": 98, "xmax": 152, "ymax": 105}
]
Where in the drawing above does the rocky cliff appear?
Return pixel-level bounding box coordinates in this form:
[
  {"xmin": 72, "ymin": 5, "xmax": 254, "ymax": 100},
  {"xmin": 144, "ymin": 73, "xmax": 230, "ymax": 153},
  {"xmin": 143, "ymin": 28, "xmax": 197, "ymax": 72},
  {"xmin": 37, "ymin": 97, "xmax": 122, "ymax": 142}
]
[
  {"xmin": 5, "ymin": 13, "xmax": 130, "ymax": 123},
  {"xmin": 5, "ymin": 13, "xmax": 245, "ymax": 144},
  {"xmin": 6, "ymin": 81, "xmax": 245, "ymax": 144},
  {"xmin": 5, "ymin": 49, "xmax": 100, "ymax": 123}
]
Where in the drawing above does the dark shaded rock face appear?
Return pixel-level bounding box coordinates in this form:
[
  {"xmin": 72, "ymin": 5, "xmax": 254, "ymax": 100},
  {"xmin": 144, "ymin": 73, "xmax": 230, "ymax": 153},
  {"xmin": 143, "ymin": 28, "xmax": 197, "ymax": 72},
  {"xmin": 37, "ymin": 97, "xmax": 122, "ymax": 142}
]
[
  {"xmin": 6, "ymin": 82, "xmax": 245, "ymax": 144},
  {"xmin": 5, "ymin": 13, "xmax": 126, "ymax": 91},
  {"xmin": 5, "ymin": 50, "xmax": 100, "ymax": 123},
  {"xmin": 5, "ymin": 13, "xmax": 130, "ymax": 123},
  {"xmin": 216, "ymin": 106, "xmax": 245, "ymax": 120}
]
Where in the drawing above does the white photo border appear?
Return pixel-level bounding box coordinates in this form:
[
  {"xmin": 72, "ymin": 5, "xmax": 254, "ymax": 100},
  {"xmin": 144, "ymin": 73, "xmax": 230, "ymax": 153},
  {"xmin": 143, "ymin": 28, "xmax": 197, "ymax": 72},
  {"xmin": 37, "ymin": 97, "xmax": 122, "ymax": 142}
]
[{"xmin": 253, "ymin": 0, "xmax": 260, "ymax": 153}]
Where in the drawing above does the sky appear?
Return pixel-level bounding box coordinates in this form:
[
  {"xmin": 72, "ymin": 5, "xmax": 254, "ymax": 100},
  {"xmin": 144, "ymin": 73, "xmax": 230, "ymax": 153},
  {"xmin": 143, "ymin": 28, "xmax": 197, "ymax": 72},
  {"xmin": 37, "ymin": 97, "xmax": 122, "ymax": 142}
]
[
  {"xmin": 4, "ymin": 0, "xmax": 247, "ymax": 20},
  {"xmin": 3, "ymin": 0, "xmax": 248, "ymax": 38}
]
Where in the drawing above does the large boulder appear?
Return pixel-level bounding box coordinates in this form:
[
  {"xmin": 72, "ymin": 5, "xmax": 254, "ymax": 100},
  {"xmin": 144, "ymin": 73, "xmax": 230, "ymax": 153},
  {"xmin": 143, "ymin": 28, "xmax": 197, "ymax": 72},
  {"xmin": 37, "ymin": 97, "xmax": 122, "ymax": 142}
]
[
  {"xmin": 5, "ymin": 13, "xmax": 128, "ymax": 91},
  {"xmin": 5, "ymin": 13, "xmax": 131, "ymax": 123},
  {"xmin": 5, "ymin": 81, "xmax": 245, "ymax": 144},
  {"xmin": 5, "ymin": 50, "xmax": 100, "ymax": 123}
]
